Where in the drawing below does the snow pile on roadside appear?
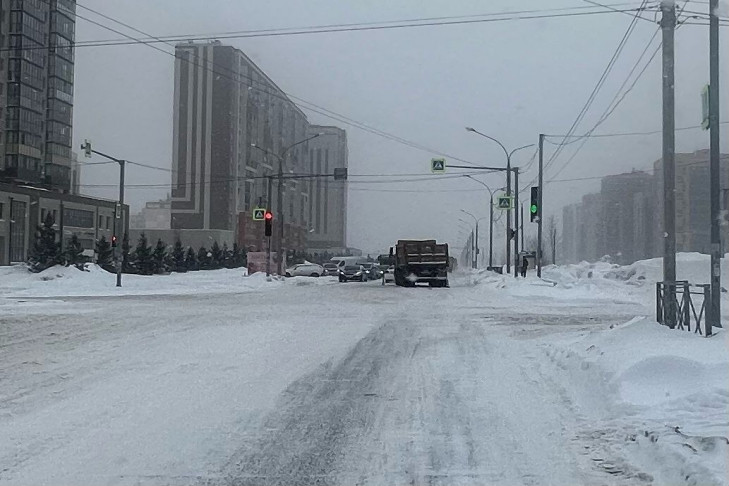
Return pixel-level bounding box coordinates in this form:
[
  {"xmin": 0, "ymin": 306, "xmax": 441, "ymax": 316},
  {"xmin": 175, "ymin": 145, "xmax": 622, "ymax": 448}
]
[
  {"xmin": 543, "ymin": 318, "xmax": 728, "ymax": 486},
  {"xmin": 0, "ymin": 264, "xmax": 300, "ymax": 298}
]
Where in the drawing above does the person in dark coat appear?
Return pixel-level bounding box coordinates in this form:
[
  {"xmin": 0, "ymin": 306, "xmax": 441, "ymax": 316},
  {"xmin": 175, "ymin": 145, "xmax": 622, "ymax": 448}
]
[{"xmin": 521, "ymin": 256, "xmax": 528, "ymax": 277}]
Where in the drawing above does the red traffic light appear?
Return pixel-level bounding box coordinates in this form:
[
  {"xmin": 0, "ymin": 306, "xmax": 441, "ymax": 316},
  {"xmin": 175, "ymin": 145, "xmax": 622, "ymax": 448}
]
[{"xmin": 264, "ymin": 211, "xmax": 273, "ymax": 220}]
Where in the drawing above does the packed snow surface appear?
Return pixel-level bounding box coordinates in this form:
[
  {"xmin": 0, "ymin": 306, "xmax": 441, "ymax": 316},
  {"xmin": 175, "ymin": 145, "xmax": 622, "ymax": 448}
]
[{"xmin": 0, "ymin": 256, "xmax": 726, "ymax": 485}]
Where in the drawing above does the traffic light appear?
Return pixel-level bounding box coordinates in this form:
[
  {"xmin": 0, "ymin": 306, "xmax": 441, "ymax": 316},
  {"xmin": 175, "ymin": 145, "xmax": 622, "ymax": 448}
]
[
  {"xmin": 530, "ymin": 186, "xmax": 540, "ymax": 223},
  {"xmin": 264, "ymin": 211, "xmax": 273, "ymax": 237}
]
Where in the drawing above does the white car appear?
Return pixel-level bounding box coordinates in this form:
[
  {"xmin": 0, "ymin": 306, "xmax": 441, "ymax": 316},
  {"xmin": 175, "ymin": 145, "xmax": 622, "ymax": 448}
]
[
  {"xmin": 285, "ymin": 263, "xmax": 325, "ymax": 277},
  {"xmin": 383, "ymin": 266, "xmax": 395, "ymax": 283}
]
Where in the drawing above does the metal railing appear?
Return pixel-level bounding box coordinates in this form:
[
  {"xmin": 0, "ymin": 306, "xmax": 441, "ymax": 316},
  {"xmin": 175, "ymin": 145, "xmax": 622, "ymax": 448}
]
[{"xmin": 656, "ymin": 281, "xmax": 713, "ymax": 336}]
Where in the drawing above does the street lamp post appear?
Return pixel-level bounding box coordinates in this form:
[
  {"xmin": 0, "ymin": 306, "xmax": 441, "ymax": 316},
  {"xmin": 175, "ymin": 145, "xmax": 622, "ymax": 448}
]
[
  {"xmin": 251, "ymin": 132, "xmax": 323, "ymax": 275},
  {"xmin": 465, "ymin": 127, "xmax": 534, "ymax": 275},
  {"xmin": 463, "ymin": 176, "xmax": 506, "ymax": 270},
  {"xmin": 461, "ymin": 210, "xmax": 489, "ymax": 269}
]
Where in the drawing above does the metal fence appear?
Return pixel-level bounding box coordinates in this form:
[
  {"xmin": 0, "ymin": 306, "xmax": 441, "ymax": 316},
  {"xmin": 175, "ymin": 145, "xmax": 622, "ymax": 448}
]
[{"xmin": 656, "ymin": 281, "xmax": 714, "ymax": 336}]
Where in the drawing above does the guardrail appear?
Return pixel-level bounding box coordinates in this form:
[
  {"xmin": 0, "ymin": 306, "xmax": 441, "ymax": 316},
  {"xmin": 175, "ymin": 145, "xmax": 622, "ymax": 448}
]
[{"xmin": 656, "ymin": 281, "xmax": 713, "ymax": 336}]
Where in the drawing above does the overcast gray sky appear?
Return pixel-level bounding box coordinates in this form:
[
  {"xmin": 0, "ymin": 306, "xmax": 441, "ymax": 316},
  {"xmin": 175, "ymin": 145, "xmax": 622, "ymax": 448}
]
[{"xmin": 73, "ymin": 0, "xmax": 728, "ymax": 256}]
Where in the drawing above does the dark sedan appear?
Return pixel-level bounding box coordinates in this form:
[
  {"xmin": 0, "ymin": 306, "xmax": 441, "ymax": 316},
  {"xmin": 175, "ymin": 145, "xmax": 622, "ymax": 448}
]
[{"xmin": 339, "ymin": 265, "xmax": 368, "ymax": 282}]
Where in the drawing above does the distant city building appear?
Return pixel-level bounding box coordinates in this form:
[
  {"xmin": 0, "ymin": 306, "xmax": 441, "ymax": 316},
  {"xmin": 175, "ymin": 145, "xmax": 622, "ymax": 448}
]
[
  {"xmin": 170, "ymin": 41, "xmax": 347, "ymax": 254},
  {"xmin": 70, "ymin": 152, "xmax": 81, "ymax": 195},
  {"xmin": 0, "ymin": 0, "xmax": 77, "ymax": 193},
  {"xmin": 563, "ymin": 150, "xmax": 729, "ymax": 264},
  {"xmin": 306, "ymin": 125, "xmax": 348, "ymax": 250},
  {"xmin": 130, "ymin": 196, "xmax": 171, "ymax": 230}
]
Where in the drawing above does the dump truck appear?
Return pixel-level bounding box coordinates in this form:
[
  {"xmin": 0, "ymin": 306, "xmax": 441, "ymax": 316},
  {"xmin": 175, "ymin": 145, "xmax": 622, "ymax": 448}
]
[{"xmin": 390, "ymin": 239, "xmax": 449, "ymax": 287}]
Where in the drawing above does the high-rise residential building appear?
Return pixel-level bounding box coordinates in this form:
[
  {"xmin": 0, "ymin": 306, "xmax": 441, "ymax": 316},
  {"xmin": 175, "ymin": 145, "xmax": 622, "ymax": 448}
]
[
  {"xmin": 170, "ymin": 41, "xmax": 348, "ymax": 254},
  {"xmin": 600, "ymin": 170, "xmax": 654, "ymax": 265},
  {"xmin": 0, "ymin": 0, "xmax": 76, "ymax": 192},
  {"xmin": 653, "ymin": 149, "xmax": 729, "ymax": 254},
  {"xmin": 306, "ymin": 125, "xmax": 348, "ymax": 250}
]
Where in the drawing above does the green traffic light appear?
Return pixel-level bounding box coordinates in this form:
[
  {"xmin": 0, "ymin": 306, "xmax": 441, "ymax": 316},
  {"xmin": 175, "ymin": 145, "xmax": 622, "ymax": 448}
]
[{"xmin": 530, "ymin": 204, "xmax": 538, "ymax": 213}]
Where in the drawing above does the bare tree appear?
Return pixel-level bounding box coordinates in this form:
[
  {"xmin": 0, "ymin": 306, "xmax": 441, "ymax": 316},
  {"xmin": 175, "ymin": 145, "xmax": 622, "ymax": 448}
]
[{"xmin": 545, "ymin": 216, "xmax": 560, "ymax": 265}]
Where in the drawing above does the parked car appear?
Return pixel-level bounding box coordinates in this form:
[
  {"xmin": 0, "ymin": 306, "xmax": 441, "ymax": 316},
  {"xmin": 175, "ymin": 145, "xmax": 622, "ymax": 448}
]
[
  {"xmin": 339, "ymin": 265, "xmax": 368, "ymax": 282},
  {"xmin": 322, "ymin": 263, "xmax": 339, "ymax": 276},
  {"xmin": 285, "ymin": 263, "xmax": 324, "ymax": 277}
]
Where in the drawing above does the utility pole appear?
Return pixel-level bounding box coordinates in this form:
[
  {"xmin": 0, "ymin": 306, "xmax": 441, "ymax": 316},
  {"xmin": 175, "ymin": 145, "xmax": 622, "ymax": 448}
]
[
  {"xmin": 489, "ymin": 195, "xmax": 494, "ymax": 268},
  {"xmin": 276, "ymin": 158, "xmax": 285, "ymax": 276},
  {"xmin": 661, "ymin": 1, "xmax": 677, "ymax": 326},
  {"xmin": 506, "ymin": 161, "xmax": 512, "ymax": 274},
  {"xmin": 266, "ymin": 174, "xmax": 273, "ymax": 278},
  {"xmin": 520, "ymin": 203, "xmax": 525, "ymax": 250},
  {"xmin": 474, "ymin": 221, "xmax": 479, "ymax": 269},
  {"xmin": 708, "ymin": 0, "xmax": 721, "ymax": 331},
  {"xmin": 513, "ymin": 168, "xmax": 520, "ymax": 278},
  {"xmin": 537, "ymin": 134, "xmax": 544, "ymax": 278}
]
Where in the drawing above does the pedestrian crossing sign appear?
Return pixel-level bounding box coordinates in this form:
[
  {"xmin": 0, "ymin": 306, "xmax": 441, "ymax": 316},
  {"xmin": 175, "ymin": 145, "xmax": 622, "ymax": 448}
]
[
  {"xmin": 252, "ymin": 208, "xmax": 266, "ymax": 221},
  {"xmin": 497, "ymin": 196, "xmax": 513, "ymax": 210},
  {"xmin": 431, "ymin": 158, "xmax": 446, "ymax": 173}
]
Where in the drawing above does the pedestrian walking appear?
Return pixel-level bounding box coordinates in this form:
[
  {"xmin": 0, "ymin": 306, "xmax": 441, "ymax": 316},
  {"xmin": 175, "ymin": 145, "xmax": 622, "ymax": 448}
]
[{"xmin": 521, "ymin": 256, "xmax": 528, "ymax": 278}]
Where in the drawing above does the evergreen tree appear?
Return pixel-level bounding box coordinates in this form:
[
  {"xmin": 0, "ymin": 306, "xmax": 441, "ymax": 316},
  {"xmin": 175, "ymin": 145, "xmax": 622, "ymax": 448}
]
[
  {"xmin": 134, "ymin": 233, "xmax": 153, "ymax": 275},
  {"xmin": 122, "ymin": 232, "xmax": 132, "ymax": 273},
  {"xmin": 221, "ymin": 242, "xmax": 233, "ymax": 269},
  {"xmin": 231, "ymin": 243, "xmax": 241, "ymax": 269},
  {"xmin": 27, "ymin": 212, "xmax": 60, "ymax": 272},
  {"xmin": 95, "ymin": 235, "xmax": 113, "ymax": 271},
  {"xmin": 210, "ymin": 241, "xmax": 223, "ymax": 269},
  {"xmin": 197, "ymin": 246, "xmax": 210, "ymax": 270},
  {"xmin": 185, "ymin": 246, "xmax": 198, "ymax": 271},
  {"xmin": 64, "ymin": 234, "xmax": 87, "ymax": 269},
  {"xmin": 152, "ymin": 238, "xmax": 168, "ymax": 274},
  {"xmin": 172, "ymin": 239, "xmax": 186, "ymax": 272}
]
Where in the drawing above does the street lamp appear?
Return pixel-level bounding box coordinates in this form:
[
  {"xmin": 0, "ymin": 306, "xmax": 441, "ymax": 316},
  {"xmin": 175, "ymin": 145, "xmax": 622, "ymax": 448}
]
[
  {"xmin": 461, "ymin": 209, "xmax": 488, "ymax": 270},
  {"xmin": 463, "ymin": 176, "xmax": 507, "ymax": 270},
  {"xmin": 250, "ymin": 132, "xmax": 324, "ymax": 275},
  {"xmin": 465, "ymin": 127, "xmax": 533, "ymax": 276}
]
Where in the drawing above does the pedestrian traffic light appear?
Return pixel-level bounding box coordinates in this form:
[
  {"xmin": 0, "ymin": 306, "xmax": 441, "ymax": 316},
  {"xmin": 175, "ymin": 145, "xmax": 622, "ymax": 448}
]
[
  {"xmin": 530, "ymin": 186, "xmax": 540, "ymax": 223},
  {"xmin": 264, "ymin": 211, "xmax": 273, "ymax": 237}
]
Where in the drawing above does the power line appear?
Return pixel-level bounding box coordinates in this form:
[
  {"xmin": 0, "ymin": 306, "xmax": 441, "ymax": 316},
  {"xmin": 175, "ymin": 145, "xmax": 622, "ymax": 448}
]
[
  {"xmin": 545, "ymin": 1, "xmax": 648, "ymax": 171},
  {"xmin": 72, "ymin": 1, "xmax": 656, "ymax": 47},
  {"xmin": 543, "ymin": 120, "xmax": 729, "ymax": 141},
  {"xmin": 72, "ymin": 5, "xmax": 482, "ymax": 167},
  {"xmin": 45, "ymin": 5, "xmax": 655, "ymax": 51}
]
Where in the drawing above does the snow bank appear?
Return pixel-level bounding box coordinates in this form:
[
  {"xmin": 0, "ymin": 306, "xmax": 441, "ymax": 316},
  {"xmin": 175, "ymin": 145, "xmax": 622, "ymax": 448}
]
[
  {"xmin": 543, "ymin": 318, "xmax": 729, "ymax": 485},
  {"xmin": 0, "ymin": 264, "xmax": 333, "ymax": 298}
]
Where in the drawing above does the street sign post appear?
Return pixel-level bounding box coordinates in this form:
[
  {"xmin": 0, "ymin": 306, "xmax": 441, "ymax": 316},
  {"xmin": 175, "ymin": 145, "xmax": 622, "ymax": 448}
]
[
  {"xmin": 701, "ymin": 84, "xmax": 710, "ymax": 130},
  {"xmin": 252, "ymin": 208, "xmax": 266, "ymax": 221},
  {"xmin": 431, "ymin": 158, "xmax": 446, "ymax": 173},
  {"xmin": 496, "ymin": 196, "xmax": 513, "ymax": 210}
]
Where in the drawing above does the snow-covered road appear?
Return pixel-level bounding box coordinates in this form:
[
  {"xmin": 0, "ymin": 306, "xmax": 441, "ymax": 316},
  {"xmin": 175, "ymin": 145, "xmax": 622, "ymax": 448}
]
[{"xmin": 0, "ymin": 267, "xmax": 726, "ymax": 485}]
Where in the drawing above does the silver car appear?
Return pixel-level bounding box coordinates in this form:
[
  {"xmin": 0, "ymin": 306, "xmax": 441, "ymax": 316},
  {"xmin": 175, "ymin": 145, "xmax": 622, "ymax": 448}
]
[{"xmin": 285, "ymin": 263, "xmax": 325, "ymax": 277}]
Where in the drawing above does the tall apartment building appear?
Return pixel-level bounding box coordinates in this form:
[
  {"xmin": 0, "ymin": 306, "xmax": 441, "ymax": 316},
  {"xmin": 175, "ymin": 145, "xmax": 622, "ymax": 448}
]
[
  {"xmin": 306, "ymin": 125, "xmax": 347, "ymax": 250},
  {"xmin": 0, "ymin": 0, "xmax": 76, "ymax": 192},
  {"xmin": 170, "ymin": 41, "xmax": 348, "ymax": 253},
  {"xmin": 563, "ymin": 150, "xmax": 729, "ymax": 265},
  {"xmin": 653, "ymin": 149, "xmax": 729, "ymax": 254}
]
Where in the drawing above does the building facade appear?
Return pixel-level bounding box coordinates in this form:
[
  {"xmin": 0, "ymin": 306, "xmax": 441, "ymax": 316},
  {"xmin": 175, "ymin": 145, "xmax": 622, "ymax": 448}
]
[
  {"xmin": 306, "ymin": 125, "xmax": 348, "ymax": 250},
  {"xmin": 563, "ymin": 150, "xmax": 729, "ymax": 265},
  {"xmin": 170, "ymin": 41, "xmax": 347, "ymax": 254},
  {"xmin": 131, "ymin": 196, "xmax": 171, "ymax": 230},
  {"xmin": 0, "ymin": 0, "xmax": 76, "ymax": 192},
  {"xmin": 0, "ymin": 182, "xmax": 128, "ymax": 265}
]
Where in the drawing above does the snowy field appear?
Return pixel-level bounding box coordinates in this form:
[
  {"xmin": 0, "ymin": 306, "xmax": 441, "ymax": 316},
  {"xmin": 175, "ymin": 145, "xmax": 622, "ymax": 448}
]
[{"xmin": 0, "ymin": 256, "xmax": 727, "ymax": 485}]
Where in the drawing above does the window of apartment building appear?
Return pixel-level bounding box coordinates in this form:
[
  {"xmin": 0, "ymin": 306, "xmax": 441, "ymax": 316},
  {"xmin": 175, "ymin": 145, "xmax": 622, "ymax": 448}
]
[
  {"xmin": 98, "ymin": 214, "xmax": 103, "ymax": 227},
  {"xmin": 62, "ymin": 207, "xmax": 93, "ymax": 228},
  {"xmin": 0, "ymin": 203, "xmax": 4, "ymax": 220},
  {"xmin": 41, "ymin": 207, "xmax": 46, "ymax": 222},
  {"xmin": 106, "ymin": 216, "xmax": 111, "ymax": 230},
  {"xmin": 52, "ymin": 209, "xmax": 57, "ymax": 222}
]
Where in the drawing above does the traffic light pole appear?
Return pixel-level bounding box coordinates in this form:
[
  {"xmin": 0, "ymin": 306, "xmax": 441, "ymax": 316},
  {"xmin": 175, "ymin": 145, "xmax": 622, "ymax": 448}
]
[
  {"xmin": 709, "ymin": 0, "xmax": 721, "ymax": 331},
  {"xmin": 489, "ymin": 195, "xmax": 494, "ymax": 268},
  {"xmin": 266, "ymin": 175, "xmax": 273, "ymax": 278},
  {"xmin": 537, "ymin": 134, "xmax": 544, "ymax": 278},
  {"xmin": 81, "ymin": 142, "xmax": 126, "ymax": 287},
  {"xmin": 513, "ymin": 168, "xmax": 520, "ymax": 278}
]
